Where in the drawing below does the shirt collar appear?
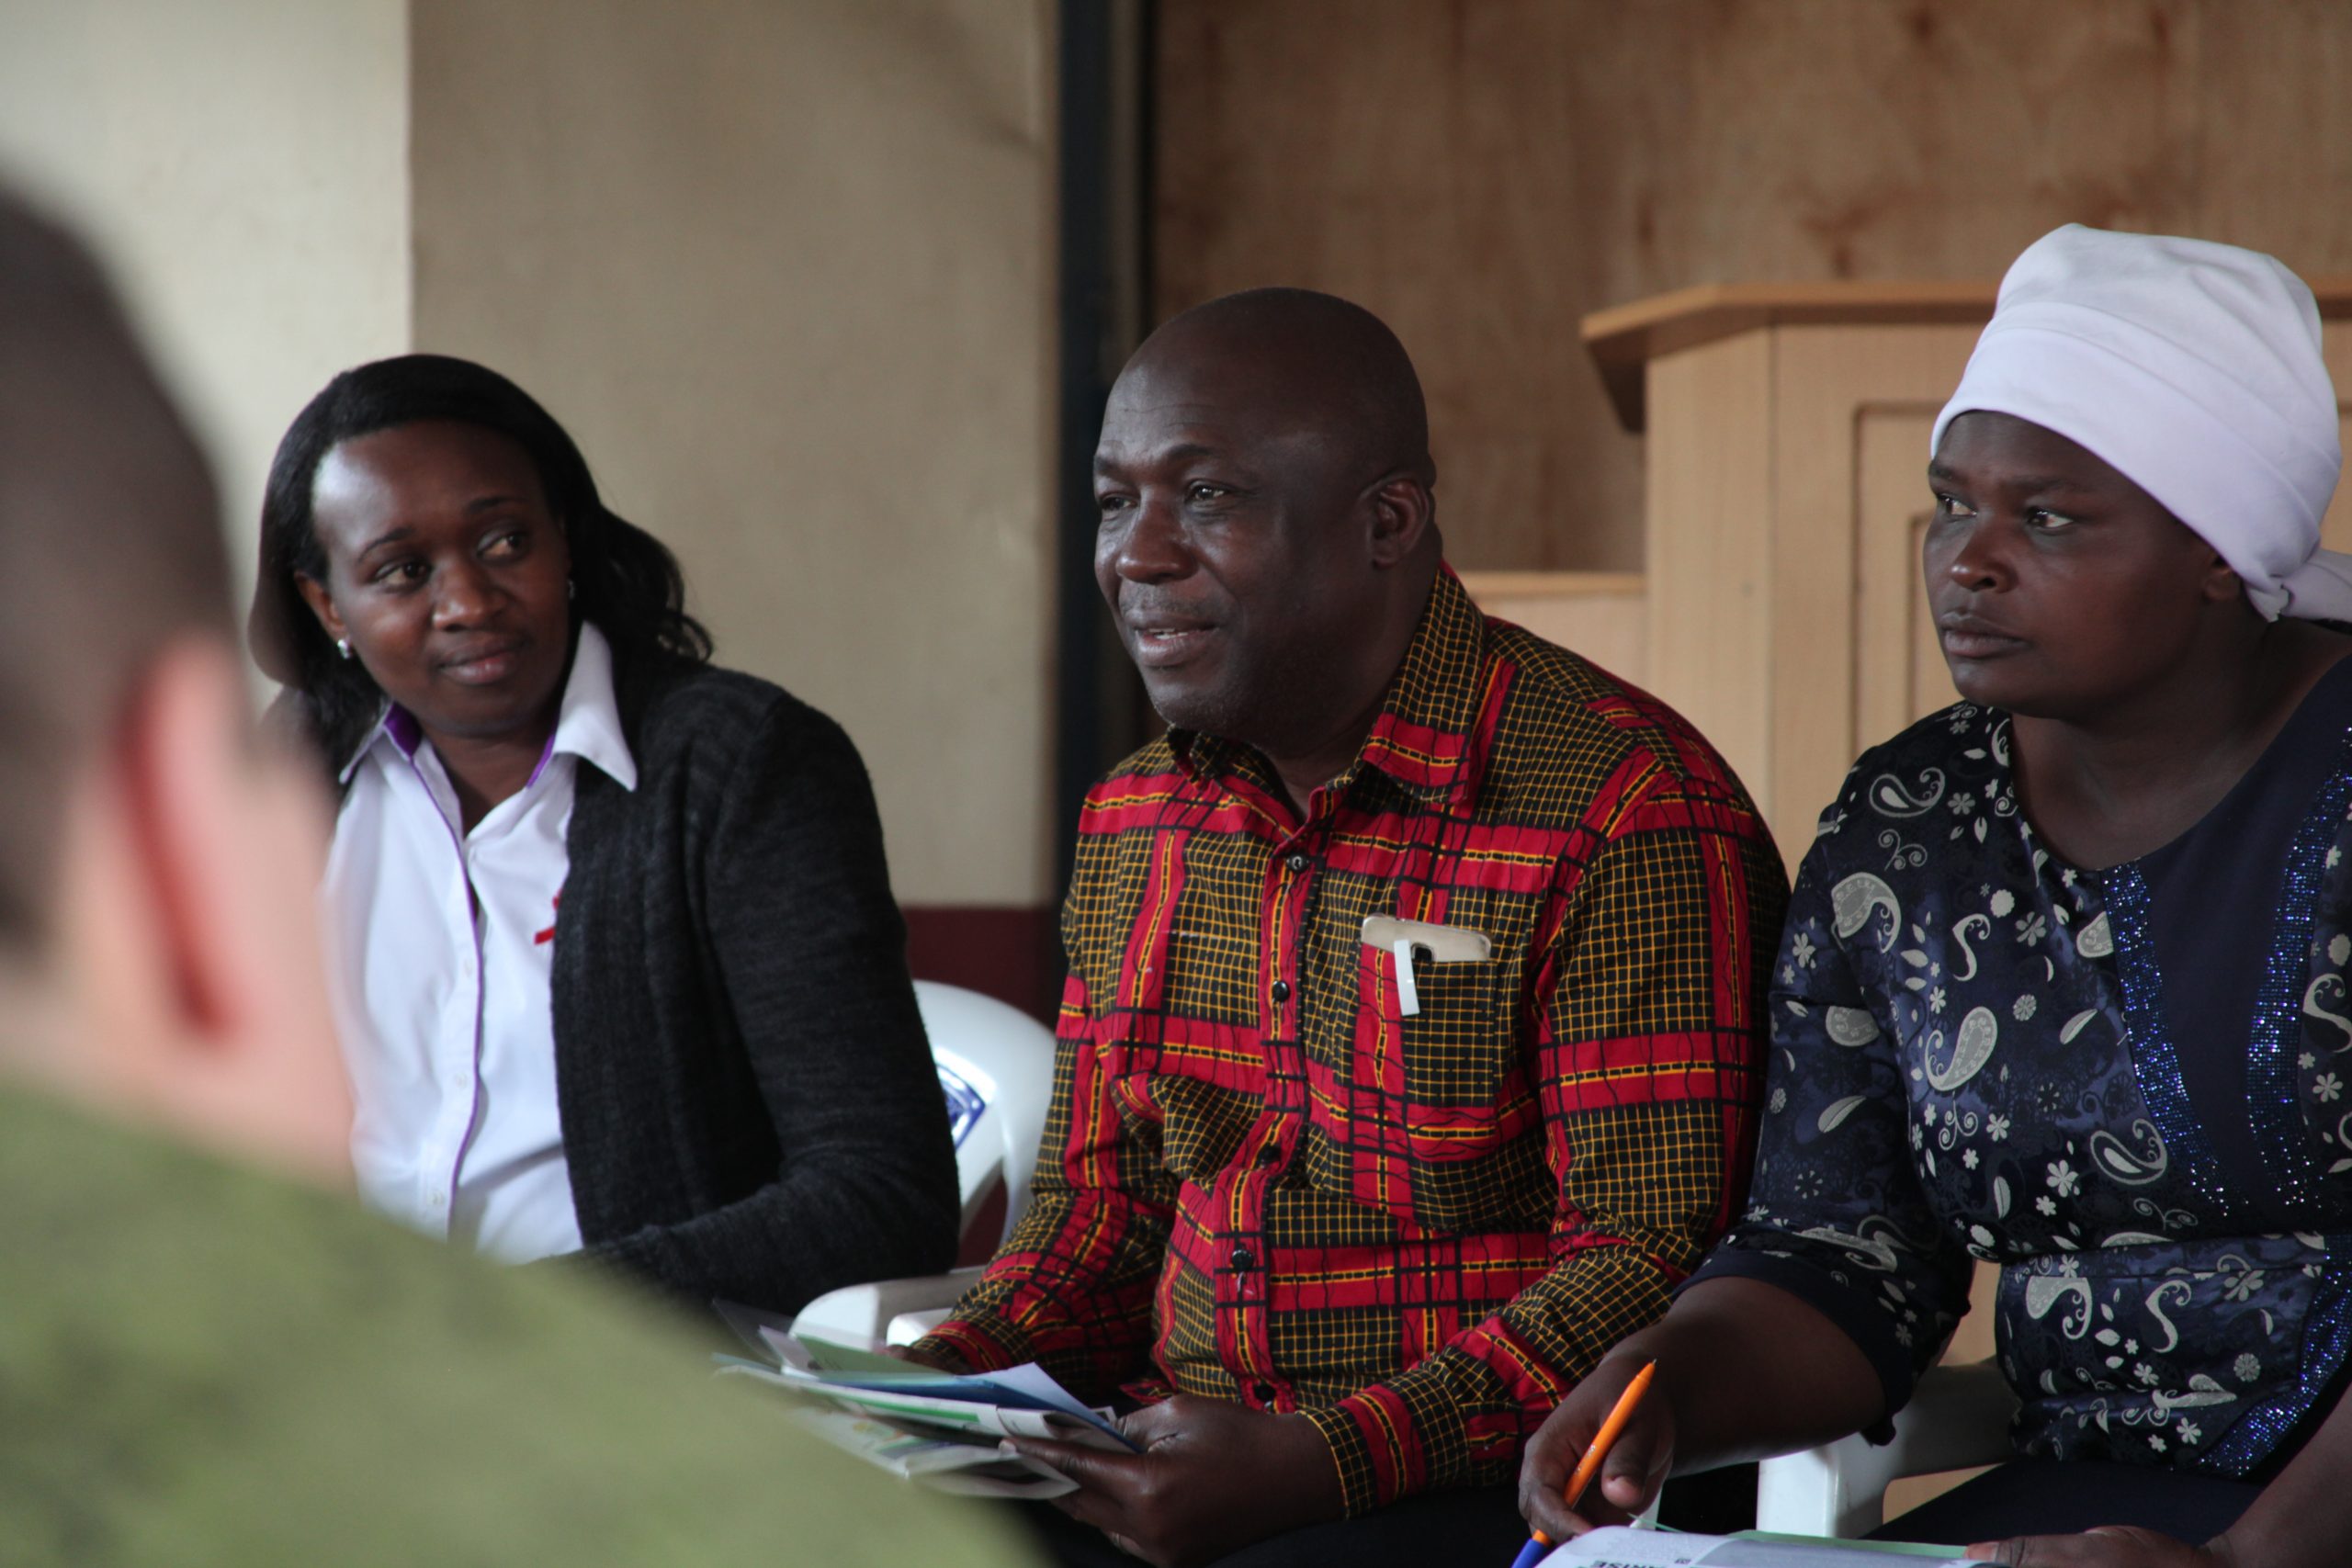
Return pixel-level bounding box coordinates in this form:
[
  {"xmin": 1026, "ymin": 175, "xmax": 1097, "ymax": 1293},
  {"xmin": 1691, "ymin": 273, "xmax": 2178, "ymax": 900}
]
[
  {"xmin": 337, "ymin": 621, "xmax": 639, "ymax": 793},
  {"xmin": 1172, "ymin": 564, "xmax": 1487, "ymax": 806}
]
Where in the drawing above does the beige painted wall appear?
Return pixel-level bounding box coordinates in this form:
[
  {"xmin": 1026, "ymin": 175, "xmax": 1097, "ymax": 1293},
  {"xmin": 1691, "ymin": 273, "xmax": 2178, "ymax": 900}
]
[
  {"xmin": 0, "ymin": 0, "xmax": 412, "ymax": 608},
  {"xmin": 410, "ymin": 0, "xmax": 1059, "ymax": 908}
]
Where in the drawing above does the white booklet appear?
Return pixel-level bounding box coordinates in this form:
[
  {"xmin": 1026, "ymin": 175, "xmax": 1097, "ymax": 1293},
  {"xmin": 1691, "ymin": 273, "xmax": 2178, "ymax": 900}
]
[
  {"xmin": 1547, "ymin": 1529, "xmax": 1987, "ymax": 1566},
  {"xmin": 769, "ymin": 1403, "xmax": 1080, "ymax": 1499},
  {"xmin": 712, "ymin": 1301, "xmax": 1136, "ymax": 1499}
]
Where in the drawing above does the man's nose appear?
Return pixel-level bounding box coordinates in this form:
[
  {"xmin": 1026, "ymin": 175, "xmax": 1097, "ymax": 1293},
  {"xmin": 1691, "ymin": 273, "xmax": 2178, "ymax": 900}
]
[{"xmin": 1111, "ymin": 493, "xmax": 1192, "ymax": 582}]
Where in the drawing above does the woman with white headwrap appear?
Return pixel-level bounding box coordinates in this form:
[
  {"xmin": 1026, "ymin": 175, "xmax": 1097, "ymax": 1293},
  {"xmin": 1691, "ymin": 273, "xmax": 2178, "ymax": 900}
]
[{"xmin": 1518, "ymin": 226, "xmax": 2352, "ymax": 1565}]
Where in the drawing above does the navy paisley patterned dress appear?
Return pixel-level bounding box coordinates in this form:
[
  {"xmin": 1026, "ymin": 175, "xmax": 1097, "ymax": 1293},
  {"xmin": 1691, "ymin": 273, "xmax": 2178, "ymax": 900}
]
[{"xmin": 1692, "ymin": 663, "xmax": 2352, "ymax": 1478}]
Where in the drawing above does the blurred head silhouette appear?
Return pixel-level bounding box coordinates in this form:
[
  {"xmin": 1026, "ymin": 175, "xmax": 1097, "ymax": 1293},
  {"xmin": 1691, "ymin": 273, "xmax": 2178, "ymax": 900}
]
[{"xmin": 0, "ymin": 187, "xmax": 347, "ymax": 1180}]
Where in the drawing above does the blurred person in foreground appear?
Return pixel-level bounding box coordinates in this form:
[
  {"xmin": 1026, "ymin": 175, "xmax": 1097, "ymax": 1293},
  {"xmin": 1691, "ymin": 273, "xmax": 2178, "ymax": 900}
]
[
  {"xmin": 902, "ymin": 288, "xmax": 1787, "ymax": 1567},
  {"xmin": 1520, "ymin": 228, "xmax": 2352, "ymax": 1567},
  {"xmin": 0, "ymin": 186, "xmax": 1035, "ymax": 1566}
]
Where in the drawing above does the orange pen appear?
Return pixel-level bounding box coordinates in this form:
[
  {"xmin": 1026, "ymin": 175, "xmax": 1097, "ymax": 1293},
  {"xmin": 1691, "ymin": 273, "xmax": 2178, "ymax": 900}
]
[{"xmin": 1510, "ymin": 1359, "xmax": 1658, "ymax": 1566}]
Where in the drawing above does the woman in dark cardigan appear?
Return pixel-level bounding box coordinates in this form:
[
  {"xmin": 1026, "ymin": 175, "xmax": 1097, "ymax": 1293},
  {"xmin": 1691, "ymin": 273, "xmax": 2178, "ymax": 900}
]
[{"xmin": 250, "ymin": 353, "xmax": 956, "ymax": 1314}]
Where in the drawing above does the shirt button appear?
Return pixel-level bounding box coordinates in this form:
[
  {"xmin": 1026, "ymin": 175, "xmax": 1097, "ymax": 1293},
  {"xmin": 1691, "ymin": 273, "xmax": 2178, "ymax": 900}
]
[
  {"xmin": 1229, "ymin": 1247, "xmax": 1255, "ymax": 1273},
  {"xmin": 1252, "ymin": 1380, "xmax": 1277, "ymax": 1404},
  {"xmin": 1270, "ymin": 980, "xmax": 1291, "ymax": 1004},
  {"xmin": 1285, "ymin": 853, "xmax": 1307, "ymax": 874}
]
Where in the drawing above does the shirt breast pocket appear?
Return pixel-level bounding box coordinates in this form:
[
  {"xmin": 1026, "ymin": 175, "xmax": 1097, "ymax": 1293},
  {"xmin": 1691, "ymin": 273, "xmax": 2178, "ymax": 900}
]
[
  {"xmin": 1346, "ymin": 944, "xmax": 1540, "ymax": 1234},
  {"xmin": 1387, "ymin": 953, "xmax": 1514, "ymax": 1122}
]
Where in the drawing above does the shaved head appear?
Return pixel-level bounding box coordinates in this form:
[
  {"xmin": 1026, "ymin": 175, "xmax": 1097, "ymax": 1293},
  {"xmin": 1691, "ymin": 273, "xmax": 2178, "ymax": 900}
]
[
  {"xmin": 1134, "ymin": 288, "xmax": 1434, "ymax": 492},
  {"xmin": 1094, "ymin": 288, "xmax": 1442, "ymax": 805}
]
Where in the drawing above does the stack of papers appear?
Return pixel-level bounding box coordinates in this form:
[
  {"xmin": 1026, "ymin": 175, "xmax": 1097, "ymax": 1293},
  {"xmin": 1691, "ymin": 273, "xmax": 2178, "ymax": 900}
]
[
  {"xmin": 1546, "ymin": 1529, "xmax": 1988, "ymax": 1566},
  {"xmin": 713, "ymin": 1302, "xmax": 1137, "ymax": 1498}
]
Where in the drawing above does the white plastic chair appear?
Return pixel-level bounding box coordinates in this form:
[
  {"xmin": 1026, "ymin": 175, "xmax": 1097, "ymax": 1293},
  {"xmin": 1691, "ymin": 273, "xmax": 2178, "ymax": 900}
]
[
  {"xmin": 792, "ymin": 979, "xmax": 1056, "ymax": 1353},
  {"xmin": 1753, "ymin": 1359, "xmax": 2018, "ymax": 1538},
  {"xmin": 922, "ymin": 979, "xmax": 1055, "ymax": 1253}
]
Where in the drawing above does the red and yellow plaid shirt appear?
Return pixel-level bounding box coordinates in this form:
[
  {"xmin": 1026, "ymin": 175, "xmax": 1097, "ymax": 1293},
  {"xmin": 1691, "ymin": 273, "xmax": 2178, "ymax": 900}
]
[{"xmin": 919, "ymin": 570, "xmax": 1786, "ymax": 1510}]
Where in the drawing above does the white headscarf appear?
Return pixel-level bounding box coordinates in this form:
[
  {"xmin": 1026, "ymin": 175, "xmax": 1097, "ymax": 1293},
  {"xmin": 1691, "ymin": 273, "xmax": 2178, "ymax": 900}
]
[{"xmin": 1931, "ymin": 223, "xmax": 2349, "ymax": 622}]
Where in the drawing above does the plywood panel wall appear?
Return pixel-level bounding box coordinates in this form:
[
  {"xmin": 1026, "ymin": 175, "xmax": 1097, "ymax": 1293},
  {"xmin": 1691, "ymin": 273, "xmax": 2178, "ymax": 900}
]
[{"xmin": 1155, "ymin": 0, "xmax": 2352, "ymax": 572}]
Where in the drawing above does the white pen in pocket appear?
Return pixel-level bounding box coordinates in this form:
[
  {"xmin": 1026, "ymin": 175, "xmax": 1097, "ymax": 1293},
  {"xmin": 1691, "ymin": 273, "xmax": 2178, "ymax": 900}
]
[{"xmin": 1360, "ymin": 915, "xmax": 1493, "ymax": 1018}]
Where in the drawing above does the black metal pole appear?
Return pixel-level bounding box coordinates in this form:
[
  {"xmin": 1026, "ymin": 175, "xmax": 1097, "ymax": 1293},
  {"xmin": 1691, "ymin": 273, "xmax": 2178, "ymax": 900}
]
[{"xmin": 1052, "ymin": 0, "xmax": 1117, "ymax": 901}]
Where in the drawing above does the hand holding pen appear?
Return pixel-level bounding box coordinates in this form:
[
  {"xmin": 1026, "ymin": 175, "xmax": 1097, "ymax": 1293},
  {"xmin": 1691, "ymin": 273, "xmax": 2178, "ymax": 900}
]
[{"xmin": 1513, "ymin": 1359, "xmax": 1668, "ymax": 1562}]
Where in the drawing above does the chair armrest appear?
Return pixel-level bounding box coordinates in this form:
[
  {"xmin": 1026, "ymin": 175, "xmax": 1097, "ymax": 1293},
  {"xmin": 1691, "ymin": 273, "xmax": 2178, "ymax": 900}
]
[
  {"xmin": 1883, "ymin": 1359, "xmax": 2018, "ymax": 1476},
  {"xmin": 1754, "ymin": 1359, "xmax": 2018, "ymax": 1539},
  {"xmin": 790, "ymin": 1269, "xmax": 984, "ymax": 1358}
]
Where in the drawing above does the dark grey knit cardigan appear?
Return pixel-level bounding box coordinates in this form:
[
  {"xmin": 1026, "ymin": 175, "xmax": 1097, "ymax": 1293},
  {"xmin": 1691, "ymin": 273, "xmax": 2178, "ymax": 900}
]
[{"xmin": 542, "ymin": 658, "xmax": 958, "ymax": 1313}]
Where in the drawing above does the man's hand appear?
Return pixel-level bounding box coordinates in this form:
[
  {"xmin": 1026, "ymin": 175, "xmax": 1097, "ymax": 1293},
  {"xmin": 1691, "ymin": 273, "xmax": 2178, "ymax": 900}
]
[
  {"xmin": 1965, "ymin": 1529, "xmax": 2231, "ymax": 1567},
  {"xmin": 1007, "ymin": 1395, "xmax": 1345, "ymax": 1568},
  {"xmin": 1517, "ymin": 1356, "xmax": 1676, "ymax": 1543}
]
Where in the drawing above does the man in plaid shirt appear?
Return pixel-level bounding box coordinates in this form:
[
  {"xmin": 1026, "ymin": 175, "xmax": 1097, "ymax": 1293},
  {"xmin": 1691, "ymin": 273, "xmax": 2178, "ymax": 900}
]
[{"xmin": 910, "ymin": 288, "xmax": 1785, "ymax": 1566}]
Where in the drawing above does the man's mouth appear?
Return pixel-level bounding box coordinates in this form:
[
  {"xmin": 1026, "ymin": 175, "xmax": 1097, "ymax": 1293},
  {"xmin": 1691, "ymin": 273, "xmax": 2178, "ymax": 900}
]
[{"xmin": 1125, "ymin": 618, "xmax": 1216, "ymax": 669}]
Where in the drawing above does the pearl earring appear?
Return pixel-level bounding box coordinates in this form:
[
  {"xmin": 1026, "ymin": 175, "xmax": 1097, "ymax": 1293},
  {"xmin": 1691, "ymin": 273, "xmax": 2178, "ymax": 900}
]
[{"xmin": 336, "ymin": 638, "xmax": 352, "ymax": 660}]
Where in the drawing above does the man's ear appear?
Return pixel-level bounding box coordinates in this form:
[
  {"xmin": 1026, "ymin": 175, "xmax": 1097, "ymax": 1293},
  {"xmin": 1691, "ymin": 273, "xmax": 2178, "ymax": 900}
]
[
  {"xmin": 1364, "ymin": 472, "xmax": 1435, "ymax": 569},
  {"xmin": 57, "ymin": 636, "xmax": 349, "ymax": 1184},
  {"xmin": 295, "ymin": 572, "xmax": 345, "ymax": 645},
  {"xmin": 124, "ymin": 641, "xmax": 273, "ymax": 1035}
]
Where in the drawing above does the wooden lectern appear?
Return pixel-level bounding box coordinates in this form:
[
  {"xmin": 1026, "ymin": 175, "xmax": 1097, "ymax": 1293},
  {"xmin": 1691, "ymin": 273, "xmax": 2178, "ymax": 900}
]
[{"xmin": 1574, "ymin": 279, "xmax": 2352, "ymax": 870}]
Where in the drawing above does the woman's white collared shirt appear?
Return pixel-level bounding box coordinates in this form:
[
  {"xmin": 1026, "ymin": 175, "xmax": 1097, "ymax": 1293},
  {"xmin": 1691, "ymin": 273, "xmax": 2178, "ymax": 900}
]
[{"xmin": 322, "ymin": 623, "xmax": 637, "ymax": 1262}]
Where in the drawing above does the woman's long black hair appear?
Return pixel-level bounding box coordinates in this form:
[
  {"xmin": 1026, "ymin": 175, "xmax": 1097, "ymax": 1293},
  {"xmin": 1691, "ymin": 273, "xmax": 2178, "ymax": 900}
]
[{"xmin": 250, "ymin": 354, "xmax": 712, "ymax": 772}]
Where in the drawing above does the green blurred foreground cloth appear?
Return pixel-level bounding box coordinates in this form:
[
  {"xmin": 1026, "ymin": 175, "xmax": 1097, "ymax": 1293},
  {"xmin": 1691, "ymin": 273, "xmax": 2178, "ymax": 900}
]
[{"xmin": 0, "ymin": 1081, "xmax": 1040, "ymax": 1567}]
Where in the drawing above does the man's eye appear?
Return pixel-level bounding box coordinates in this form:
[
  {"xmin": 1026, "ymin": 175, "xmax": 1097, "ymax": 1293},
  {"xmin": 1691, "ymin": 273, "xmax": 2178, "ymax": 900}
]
[
  {"xmin": 2027, "ymin": 508, "xmax": 2079, "ymax": 532},
  {"xmin": 1933, "ymin": 493, "xmax": 1974, "ymax": 521},
  {"xmin": 1096, "ymin": 492, "xmax": 1131, "ymax": 516},
  {"xmin": 1187, "ymin": 483, "xmax": 1227, "ymax": 503}
]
